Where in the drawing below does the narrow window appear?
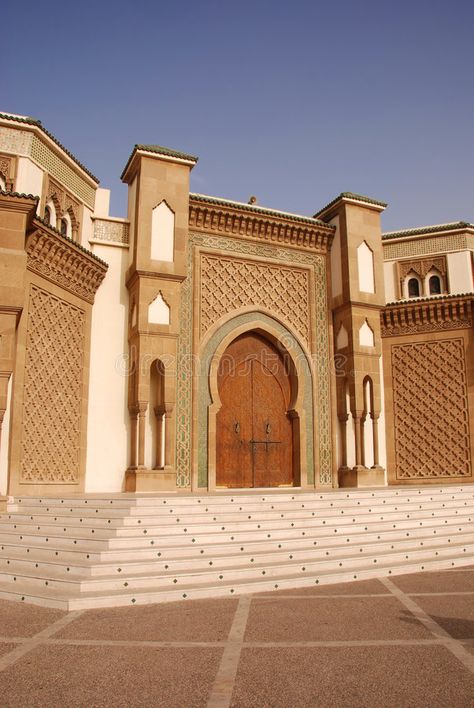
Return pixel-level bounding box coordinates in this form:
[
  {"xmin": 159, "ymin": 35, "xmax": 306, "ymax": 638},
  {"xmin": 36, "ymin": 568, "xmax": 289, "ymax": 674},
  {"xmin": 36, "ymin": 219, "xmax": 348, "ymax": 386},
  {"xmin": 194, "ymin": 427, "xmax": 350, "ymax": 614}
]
[
  {"xmin": 429, "ymin": 275, "xmax": 441, "ymax": 295},
  {"xmin": 60, "ymin": 218, "xmax": 68, "ymax": 236},
  {"xmin": 408, "ymin": 278, "xmax": 420, "ymax": 297},
  {"xmin": 44, "ymin": 206, "xmax": 51, "ymax": 225}
]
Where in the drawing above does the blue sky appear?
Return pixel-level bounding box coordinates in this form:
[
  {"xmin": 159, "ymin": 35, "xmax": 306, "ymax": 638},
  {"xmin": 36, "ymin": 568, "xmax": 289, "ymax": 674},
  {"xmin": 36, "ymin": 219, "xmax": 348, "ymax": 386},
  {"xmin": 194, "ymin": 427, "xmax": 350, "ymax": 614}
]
[{"xmin": 3, "ymin": 0, "xmax": 473, "ymax": 229}]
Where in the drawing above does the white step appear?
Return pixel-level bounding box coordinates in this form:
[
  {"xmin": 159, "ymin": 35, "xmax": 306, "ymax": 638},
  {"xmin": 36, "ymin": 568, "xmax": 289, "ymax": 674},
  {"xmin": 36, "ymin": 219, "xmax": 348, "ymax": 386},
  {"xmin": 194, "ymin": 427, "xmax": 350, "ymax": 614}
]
[{"xmin": 0, "ymin": 485, "xmax": 472, "ymax": 609}]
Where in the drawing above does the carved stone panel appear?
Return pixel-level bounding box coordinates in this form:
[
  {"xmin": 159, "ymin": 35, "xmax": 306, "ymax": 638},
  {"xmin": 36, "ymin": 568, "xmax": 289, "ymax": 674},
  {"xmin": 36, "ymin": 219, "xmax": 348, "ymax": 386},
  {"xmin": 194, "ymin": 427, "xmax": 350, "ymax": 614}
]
[
  {"xmin": 200, "ymin": 253, "xmax": 311, "ymax": 344},
  {"xmin": 391, "ymin": 338, "xmax": 471, "ymax": 480},
  {"xmin": 20, "ymin": 285, "xmax": 86, "ymax": 483}
]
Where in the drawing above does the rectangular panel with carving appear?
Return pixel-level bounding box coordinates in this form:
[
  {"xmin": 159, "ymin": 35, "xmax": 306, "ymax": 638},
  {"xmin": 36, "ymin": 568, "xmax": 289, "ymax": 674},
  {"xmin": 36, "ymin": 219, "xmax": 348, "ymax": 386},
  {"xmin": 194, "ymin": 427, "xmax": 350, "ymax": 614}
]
[
  {"xmin": 391, "ymin": 338, "xmax": 471, "ymax": 479},
  {"xmin": 20, "ymin": 285, "xmax": 86, "ymax": 483}
]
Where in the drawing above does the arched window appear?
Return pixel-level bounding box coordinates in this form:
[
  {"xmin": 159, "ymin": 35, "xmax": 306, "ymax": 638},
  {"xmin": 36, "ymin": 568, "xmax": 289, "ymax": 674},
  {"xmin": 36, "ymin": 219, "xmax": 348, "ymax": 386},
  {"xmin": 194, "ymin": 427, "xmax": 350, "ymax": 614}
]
[
  {"xmin": 0, "ymin": 174, "xmax": 6, "ymax": 191},
  {"xmin": 45, "ymin": 200, "xmax": 57, "ymax": 228},
  {"xmin": 408, "ymin": 278, "xmax": 420, "ymax": 297},
  {"xmin": 59, "ymin": 213, "xmax": 72, "ymax": 238},
  {"xmin": 429, "ymin": 275, "xmax": 441, "ymax": 295},
  {"xmin": 60, "ymin": 218, "xmax": 68, "ymax": 236}
]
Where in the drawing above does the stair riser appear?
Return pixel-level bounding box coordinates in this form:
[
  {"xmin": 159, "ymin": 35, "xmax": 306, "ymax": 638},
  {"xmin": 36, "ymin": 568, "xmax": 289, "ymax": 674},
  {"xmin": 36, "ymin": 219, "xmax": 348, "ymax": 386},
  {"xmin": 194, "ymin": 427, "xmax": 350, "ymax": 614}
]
[
  {"xmin": 1, "ymin": 508, "xmax": 471, "ymax": 540},
  {"xmin": 1, "ymin": 523, "xmax": 472, "ymax": 566},
  {"xmin": 2, "ymin": 544, "xmax": 473, "ymax": 593},
  {"xmin": 0, "ymin": 514, "xmax": 472, "ymax": 552},
  {"xmin": 2, "ymin": 533, "xmax": 473, "ymax": 579},
  {"xmin": 8, "ymin": 493, "xmax": 474, "ymax": 517},
  {"xmin": 2, "ymin": 498, "xmax": 472, "ymax": 527}
]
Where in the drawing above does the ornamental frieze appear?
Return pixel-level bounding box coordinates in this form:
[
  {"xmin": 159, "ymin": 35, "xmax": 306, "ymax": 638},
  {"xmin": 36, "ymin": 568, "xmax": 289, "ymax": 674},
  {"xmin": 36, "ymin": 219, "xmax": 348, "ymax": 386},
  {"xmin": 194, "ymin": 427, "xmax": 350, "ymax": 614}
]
[
  {"xmin": 381, "ymin": 295, "xmax": 473, "ymax": 337},
  {"xmin": 26, "ymin": 221, "xmax": 108, "ymax": 304},
  {"xmin": 189, "ymin": 197, "xmax": 334, "ymax": 253}
]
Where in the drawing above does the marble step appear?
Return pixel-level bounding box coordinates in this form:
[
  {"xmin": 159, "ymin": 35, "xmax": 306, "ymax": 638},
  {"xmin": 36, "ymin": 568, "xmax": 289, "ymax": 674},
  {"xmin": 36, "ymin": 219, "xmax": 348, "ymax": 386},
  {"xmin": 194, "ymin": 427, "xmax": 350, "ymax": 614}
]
[
  {"xmin": 1, "ymin": 530, "xmax": 472, "ymax": 580},
  {"xmin": 0, "ymin": 505, "xmax": 472, "ymax": 541},
  {"xmin": 0, "ymin": 511, "xmax": 472, "ymax": 553},
  {"xmin": 2, "ymin": 497, "xmax": 473, "ymax": 527},
  {"xmin": 1, "ymin": 541, "xmax": 474, "ymax": 594},
  {"xmin": 0, "ymin": 520, "xmax": 471, "ymax": 566},
  {"xmin": 9, "ymin": 488, "xmax": 474, "ymax": 513},
  {"xmin": 0, "ymin": 551, "xmax": 473, "ymax": 610}
]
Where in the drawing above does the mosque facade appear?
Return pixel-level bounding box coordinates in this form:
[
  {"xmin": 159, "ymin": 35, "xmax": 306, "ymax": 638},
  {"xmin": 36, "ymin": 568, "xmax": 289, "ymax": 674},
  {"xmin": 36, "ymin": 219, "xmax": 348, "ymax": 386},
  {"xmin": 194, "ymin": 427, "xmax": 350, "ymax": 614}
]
[{"xmin": 0, "ymin": 111, "xmax": 472, "ymax": 502}]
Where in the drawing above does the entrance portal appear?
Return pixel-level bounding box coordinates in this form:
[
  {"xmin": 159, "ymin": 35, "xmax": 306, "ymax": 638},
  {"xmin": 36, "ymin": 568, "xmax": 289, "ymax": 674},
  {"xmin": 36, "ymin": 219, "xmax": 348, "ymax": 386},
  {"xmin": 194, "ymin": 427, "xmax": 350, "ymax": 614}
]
[{"xmin": 216, "ymin": 332, "xmax": 294, "ymax": 488}]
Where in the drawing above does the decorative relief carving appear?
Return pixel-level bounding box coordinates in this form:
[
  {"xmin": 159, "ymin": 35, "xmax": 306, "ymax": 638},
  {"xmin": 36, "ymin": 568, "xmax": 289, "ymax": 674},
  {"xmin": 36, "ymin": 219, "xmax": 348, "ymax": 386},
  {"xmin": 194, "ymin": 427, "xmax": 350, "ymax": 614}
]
[
  {"xmin": 20, "ymin": 285, "xmax": 85, "ymax": 483},
  {"xmin": 175, "ymin": 232, "xmax": 332, "ymax": 488},
  {"xmin": 93, "ymin": 218, "xmax": 130, "ymax": 244},
  {"xmin": 383, "ymin": 234, "xmax": 472, "ymax": 260},
  {"xmin": 381, "ymin": 296, "xmax": 472, "ymax": 336},
  {"xmin": 398, "ymin": 256, "xmax": 447, "ymax": 280},
  {"xmin": 47, "ymin": 178, "xmax": 80, "ymax": 228},
  {"xmin": 26, "ymin": 222, "xmax": 107, "ymax": 304},
  {"xmin": 31, "ymin": 136, "xmax": 95, "ymax": 208},
  {"xmin": 200, "ymin": 253, "xmax": 310, "ymax": 343},
  {"xmin": 0, "ymin": 153, "xmax": 15, "ymax": 190},
  {"xmin": 0, "ymin": 127, "xmax": 33, "ymax": 156},
  {"xmin": 189, "ymin": 198, "xmax": 334, "ymax": 253},
  {"xmin": 391, "ymin": 338, "xmax": 471, "ymax": 480}
]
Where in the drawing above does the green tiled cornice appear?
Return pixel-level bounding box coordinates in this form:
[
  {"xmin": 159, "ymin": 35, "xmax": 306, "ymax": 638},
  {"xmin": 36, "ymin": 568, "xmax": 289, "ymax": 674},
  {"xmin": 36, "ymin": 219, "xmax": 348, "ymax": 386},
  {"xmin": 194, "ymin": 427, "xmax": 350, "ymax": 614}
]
[
  {"xmin": 314, "ymin": 192, "xmax": 387, "ymax": 219},
  {"xmin": 0, "ymin": 113, "xmax": 99, "ymax": 183},
  {"xmin": 190, "ymin": 193, "xmax": 334, "ymax": 229},
  {"xmin": 382, "ymin": 221, "xmax": 474, "ymax": 240}
]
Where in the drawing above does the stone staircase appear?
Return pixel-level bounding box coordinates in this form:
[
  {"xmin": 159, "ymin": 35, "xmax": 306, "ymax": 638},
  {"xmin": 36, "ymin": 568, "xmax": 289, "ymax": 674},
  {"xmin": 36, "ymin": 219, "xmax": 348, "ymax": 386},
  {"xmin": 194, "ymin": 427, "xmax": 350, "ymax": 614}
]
[{"xmin": 0, "ymin": 485, "xmax": 472, "ymax": 610}]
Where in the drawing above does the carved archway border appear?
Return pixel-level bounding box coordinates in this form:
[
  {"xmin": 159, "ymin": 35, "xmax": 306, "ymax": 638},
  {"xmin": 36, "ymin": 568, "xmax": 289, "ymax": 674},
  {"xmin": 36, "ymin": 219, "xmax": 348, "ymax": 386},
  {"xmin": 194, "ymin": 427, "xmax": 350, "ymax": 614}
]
[{"xmin": 194, "ymin": 312, "xmax": 316, "ymax": 490}]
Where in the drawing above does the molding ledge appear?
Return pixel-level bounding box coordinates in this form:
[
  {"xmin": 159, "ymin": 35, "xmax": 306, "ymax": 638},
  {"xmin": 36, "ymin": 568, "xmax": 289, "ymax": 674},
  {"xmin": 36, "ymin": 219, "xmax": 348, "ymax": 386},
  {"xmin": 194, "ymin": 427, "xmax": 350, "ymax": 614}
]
[
  {"xmin": 381, "ymin": 294, "xmax": 473, "ymax": 337},
  {"xmin": 26, "ymin": 221, "xmax": 108, "ymax": 304}
]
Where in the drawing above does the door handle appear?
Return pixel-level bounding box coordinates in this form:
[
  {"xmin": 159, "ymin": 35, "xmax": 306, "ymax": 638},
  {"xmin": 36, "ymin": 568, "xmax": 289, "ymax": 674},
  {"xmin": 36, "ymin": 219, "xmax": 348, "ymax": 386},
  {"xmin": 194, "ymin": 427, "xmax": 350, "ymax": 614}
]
[{"xmin": 265, "ymin": 422, "xmax": 271, "ymax": 435}]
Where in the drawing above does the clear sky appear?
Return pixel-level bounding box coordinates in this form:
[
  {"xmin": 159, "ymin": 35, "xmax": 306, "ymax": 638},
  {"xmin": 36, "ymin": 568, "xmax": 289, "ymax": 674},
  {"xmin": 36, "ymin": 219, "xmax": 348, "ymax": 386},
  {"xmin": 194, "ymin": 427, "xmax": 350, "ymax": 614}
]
[{"xmin": 3, "ymin": 0, "xmax": 473, "ymax": 229}]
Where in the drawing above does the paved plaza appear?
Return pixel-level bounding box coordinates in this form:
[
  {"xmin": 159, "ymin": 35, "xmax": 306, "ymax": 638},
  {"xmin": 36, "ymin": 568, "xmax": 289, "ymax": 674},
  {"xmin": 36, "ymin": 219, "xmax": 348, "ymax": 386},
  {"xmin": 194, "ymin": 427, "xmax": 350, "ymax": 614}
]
[{"xmin": 0, "ymin": 568, "xmax": 473, "ymax": 707}]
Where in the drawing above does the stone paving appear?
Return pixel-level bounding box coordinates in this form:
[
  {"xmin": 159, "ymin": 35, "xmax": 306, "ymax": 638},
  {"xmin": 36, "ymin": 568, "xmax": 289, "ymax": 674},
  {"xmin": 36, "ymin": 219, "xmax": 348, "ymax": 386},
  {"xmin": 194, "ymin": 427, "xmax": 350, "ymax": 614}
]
[{"xmin": 0, "ymin": 568, "xmax": 473, "ymax": 707}]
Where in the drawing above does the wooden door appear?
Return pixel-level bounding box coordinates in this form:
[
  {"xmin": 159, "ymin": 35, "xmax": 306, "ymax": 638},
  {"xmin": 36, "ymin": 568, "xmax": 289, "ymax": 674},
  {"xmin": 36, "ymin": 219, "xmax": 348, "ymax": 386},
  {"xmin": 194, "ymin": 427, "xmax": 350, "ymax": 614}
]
[{"xmin": 216, "ymin": 333, "xmax": 293, "ymax": 488}]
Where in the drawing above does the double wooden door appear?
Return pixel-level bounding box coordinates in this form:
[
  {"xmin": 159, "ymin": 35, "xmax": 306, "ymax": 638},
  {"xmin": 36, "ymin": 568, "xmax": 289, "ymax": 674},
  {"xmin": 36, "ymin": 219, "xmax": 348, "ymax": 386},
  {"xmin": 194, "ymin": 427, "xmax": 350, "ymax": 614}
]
[{"xmin": 216, "ymin": 333, "xmax": 294, "ymax": 488}]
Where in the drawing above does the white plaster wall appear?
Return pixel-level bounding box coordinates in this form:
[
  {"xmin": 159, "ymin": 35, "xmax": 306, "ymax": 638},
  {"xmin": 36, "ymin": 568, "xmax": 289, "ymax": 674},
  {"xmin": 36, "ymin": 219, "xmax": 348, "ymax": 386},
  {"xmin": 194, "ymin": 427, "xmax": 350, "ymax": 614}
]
[
  {"xmin": 151, "ymin": 202, "xmax": 174, "ymax": 262},
  {"xmin": 94, "ymin": 188, "xmax": 111, "ymax": 218},
  {"xmin": 378, "ymin": 356, "xmax": 388, "ymax": 482},
  {"xmin": 81, "ymin": 206, "xmax": 94, "ymax": 248},
  {"xmin": 346, "ymin": 387, "xmax": 356, "ymax": 468},
  {"xmin": 357, "ymin": 241, "xmax": 375, "ymax": 293},
  {"xmin": 329, "ymin": 215, "xmax": 342, "ymax": 298},
  {"xmin": 85, "ymin": 243, "xmax": 130, "ymax": 492},
  {"xmin": 127, "ymin": 178, "xmax": 137, "ymax": 265},
  {"xmin": 447, "ymin": 251, "xmax": 474, "ymax": 294},
  {"xmin": 383, "ymin": 261, "xmax": 397, "ymax": 302},
  {"xmin": 15, "ymin": 157, "xmax": 43, "ymax": 206},
  {"xmin": 0, "ymin": 376, "xmax": 12, "ymax": 495}
]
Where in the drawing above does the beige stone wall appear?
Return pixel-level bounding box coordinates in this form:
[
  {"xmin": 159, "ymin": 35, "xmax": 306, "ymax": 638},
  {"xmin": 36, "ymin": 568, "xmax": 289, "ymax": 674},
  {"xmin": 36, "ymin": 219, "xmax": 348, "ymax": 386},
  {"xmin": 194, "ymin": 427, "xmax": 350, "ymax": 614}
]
[{"xmin": 382, "ymin": 298, "xmax": 474, "ymax": 484}]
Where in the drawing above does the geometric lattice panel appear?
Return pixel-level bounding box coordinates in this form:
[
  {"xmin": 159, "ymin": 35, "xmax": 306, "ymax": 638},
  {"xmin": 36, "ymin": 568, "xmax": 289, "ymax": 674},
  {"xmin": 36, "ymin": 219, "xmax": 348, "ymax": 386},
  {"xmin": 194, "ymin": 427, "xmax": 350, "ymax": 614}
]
[
  {"xmin": 20, "ymin": 285, "xmax": 85, "ymax": 483},
  {"xmin": 200, "ymin": 254, "xmax": 310, "ymax": 344},
  {"xmin": 391, "ymin": 338, "xmax": 471, "ymax": 479}
]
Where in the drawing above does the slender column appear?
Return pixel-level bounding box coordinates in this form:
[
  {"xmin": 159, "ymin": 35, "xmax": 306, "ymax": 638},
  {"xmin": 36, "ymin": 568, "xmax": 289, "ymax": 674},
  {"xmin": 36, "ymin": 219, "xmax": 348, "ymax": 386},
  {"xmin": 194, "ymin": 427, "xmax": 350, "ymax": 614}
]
[
  {"xmin": 163, "ymin": 403, "xmax": 174, "ymax": 468},
  {"xmin": 154, "ymin": 405, "xmax": 165, "ymax": 469},
  {"xmin": 128, "ymin": 404, "xmax": 139, "ymax": 468},
  {"xmin": 137, "ymin": 402, "xmax": 148, "ymax": 468},
  {"xmin": 353, "ymin": 416, "xmax": 362, "ymax": 467},
  {"xmin": 360, "ymin": 414, "xmax": 366, "ymax": 467},
  {"xmin": 371, "ymin": 413, "xmax": 380, "ymax": 467},
  {"xmin": 338, "ymin": 414, "xmax": 349, "ymax": 469}
]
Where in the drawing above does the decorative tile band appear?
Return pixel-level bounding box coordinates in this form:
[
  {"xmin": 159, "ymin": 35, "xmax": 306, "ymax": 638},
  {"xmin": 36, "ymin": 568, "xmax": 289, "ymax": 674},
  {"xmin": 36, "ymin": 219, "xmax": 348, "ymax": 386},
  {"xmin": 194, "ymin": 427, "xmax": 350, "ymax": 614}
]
[{"xmin": 175, "ymin": 233, "xmax": 332, "ymax": 488}]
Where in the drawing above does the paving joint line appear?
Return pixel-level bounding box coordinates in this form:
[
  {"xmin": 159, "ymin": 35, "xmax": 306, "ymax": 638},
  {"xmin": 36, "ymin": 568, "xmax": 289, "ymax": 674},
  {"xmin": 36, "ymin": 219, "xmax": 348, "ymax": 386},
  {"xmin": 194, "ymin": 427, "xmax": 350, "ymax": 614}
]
[
  {"xmin": 0, "ymin": 610, "xmax": 84, "ymax": 672},
  {"xmin": 380, "ymin": 577, "xmax": 474, "ymax": 675},
  {"xmin": 207, "ymin": 593, "xmax": 252, "ymax": 708}
]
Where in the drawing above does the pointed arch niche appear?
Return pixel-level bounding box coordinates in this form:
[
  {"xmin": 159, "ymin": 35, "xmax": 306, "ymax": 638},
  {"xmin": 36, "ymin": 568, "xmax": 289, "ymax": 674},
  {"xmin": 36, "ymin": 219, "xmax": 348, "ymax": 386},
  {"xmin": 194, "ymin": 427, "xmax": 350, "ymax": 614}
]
[
  {"xmin": 148, "ymin": 291, "xmax": 170, "ymax": 325},
  {"xmin": 357, "ymin": 241, "xmax": 375, "ymax": 294},
  {"xmin": 196, "ymin": 312, "xmax": 316, "ymax": 491},
  {"xmin": 151, "ymin": 201, "xmax": 174, "ymax": 262}
]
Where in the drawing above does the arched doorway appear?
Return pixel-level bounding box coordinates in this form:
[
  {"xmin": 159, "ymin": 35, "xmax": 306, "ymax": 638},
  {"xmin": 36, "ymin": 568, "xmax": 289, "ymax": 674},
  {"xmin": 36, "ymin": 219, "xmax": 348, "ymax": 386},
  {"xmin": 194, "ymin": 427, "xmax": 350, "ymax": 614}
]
[{"xmin": 216, "ymin": 332, "xmax": 294, "ymax": 487}]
